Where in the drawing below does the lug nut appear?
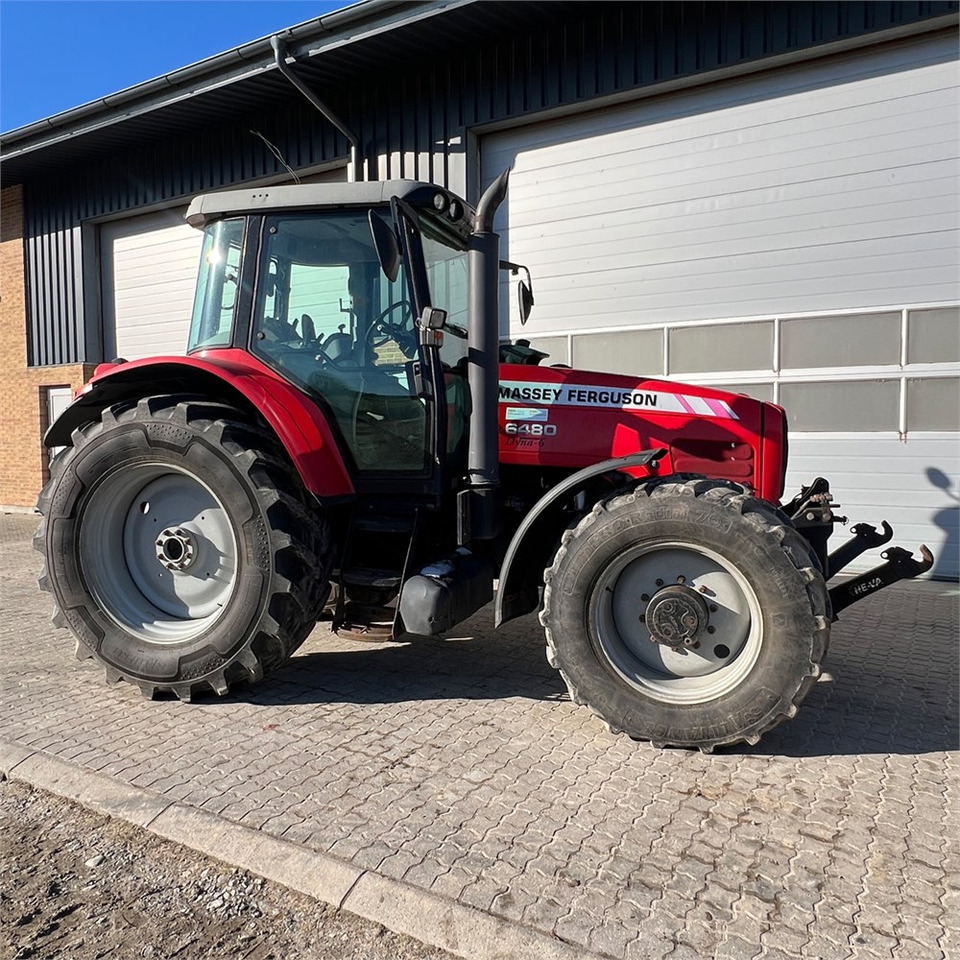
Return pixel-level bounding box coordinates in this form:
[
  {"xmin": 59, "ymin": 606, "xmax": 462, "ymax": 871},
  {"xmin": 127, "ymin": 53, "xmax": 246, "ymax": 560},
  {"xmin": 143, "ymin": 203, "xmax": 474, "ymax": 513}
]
[
  {"xmin": 677, "ymin": 575, "xmax": 686, "ymax": 584},
  {"xmin": 707, "ymin": 626, "xmax": 716, "ymax": 634},
  {"xmin": 639, "ymin": 615, "xmax": 645, "ymax": 623},
  {"xmin": 641, "ymin": 593, "xmax": 649, "ymax": 602},
  {"xmin": 655, "ymin": 579, "xmax": 664, "ymax": 587},
  {"xmin": 709, "ymin": 604, "xmax": 717, "ymax": 612},
  {"xmin": 698, "ymin": 586, "xmax": 708, "ymax": 594}
]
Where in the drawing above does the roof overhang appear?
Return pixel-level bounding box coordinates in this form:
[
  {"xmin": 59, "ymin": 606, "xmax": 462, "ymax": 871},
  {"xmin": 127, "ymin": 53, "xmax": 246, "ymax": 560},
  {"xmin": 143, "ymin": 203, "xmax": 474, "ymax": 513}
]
[{"xmin": 0, "ymin": 0, "xmax": 493, "ymax": 185}]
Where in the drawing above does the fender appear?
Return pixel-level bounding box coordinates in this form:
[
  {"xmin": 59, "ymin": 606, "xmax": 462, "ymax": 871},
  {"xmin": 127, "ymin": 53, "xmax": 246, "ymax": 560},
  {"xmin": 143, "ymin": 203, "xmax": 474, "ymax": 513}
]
[
  {"xmin": 45, "ymin": 350, "xmax": 355, "ymax": 500},
  {"xmin": 495, "ymin": 449, "xmax": 666, "ymax": 627}
]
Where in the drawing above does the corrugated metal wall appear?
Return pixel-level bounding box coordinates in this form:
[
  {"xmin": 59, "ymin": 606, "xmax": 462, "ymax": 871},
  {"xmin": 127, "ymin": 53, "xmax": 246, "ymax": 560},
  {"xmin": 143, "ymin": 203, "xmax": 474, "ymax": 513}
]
[
  {"xmin": 20, "ymin": 0, "xmax": 957, "ymax": 365},
  {"xmin": 23, "ymin": 102, "xmax": 342, "ymax": 365}
]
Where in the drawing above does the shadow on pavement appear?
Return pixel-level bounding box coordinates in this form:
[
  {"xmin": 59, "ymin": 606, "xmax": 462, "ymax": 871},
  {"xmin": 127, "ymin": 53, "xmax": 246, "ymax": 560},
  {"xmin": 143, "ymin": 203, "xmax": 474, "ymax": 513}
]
[
  {"xmin": 734, "ymin": 589, "xmax": 959, "ymax": 759},
  {"xmin": 231, "ymin": 616, "xmax": 569, "ymax": 708},
  {"xmin": 216, "ymin": 594, "xmax": 959, "ymax": 759}
]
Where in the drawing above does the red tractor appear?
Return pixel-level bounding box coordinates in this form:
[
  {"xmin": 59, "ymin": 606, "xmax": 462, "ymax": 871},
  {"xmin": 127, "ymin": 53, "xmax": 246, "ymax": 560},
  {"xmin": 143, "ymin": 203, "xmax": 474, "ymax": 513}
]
[{"xmin": 36, "ymin": 174, "xmax": 932, "ymax": 750}]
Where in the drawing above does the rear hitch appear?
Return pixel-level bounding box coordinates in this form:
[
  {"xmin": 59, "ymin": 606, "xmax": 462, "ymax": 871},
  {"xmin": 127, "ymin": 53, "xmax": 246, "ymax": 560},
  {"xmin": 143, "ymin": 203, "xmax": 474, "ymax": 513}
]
[
  {"xmin": 827, "ymin": 521, "xmax": 893, "ymax": 578},
  {"xmin": 829, "ymin": 544, "xmax": 934, "ymax": 617}
]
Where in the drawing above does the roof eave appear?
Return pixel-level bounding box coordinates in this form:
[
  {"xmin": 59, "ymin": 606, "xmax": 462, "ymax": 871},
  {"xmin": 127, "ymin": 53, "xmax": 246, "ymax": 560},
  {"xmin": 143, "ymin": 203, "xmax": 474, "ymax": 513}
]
[{"xmin": 0, "ymin": 0, "xmax": 474, "ymax": 160}]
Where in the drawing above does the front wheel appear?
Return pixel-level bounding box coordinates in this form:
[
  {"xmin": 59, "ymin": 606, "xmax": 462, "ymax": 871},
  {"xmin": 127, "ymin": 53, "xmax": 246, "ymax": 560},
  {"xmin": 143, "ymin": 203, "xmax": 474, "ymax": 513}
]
[
  {"xmin": 540, "ymin": 478, "xmax": 830, "ymax": 750},
  {"xmin": 36, "ymin": 396, "xmax": 331, "ymax": 700}
]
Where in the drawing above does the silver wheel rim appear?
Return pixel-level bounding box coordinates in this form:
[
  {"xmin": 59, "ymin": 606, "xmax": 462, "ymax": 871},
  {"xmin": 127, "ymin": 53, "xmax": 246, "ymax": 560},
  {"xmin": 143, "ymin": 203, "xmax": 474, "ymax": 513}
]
[
  {"xmin": 80, "ymin": 464, "xmax": 239, "ymax": 643},
  {"xmin": 590, "ymin": 541, "xmax": 763, "ymax": 704}
]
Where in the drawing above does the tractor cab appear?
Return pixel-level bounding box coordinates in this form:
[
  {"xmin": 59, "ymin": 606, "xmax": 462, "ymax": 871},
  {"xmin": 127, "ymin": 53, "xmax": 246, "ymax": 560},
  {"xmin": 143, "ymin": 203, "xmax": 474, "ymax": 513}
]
[{"xmin": 186, "ymin": 183, "xmax": 473, "ymax": 488}]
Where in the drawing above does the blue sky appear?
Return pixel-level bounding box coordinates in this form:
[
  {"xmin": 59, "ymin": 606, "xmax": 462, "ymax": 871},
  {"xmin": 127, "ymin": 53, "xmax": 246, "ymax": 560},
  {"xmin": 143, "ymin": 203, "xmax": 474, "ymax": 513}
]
[{"xmin": 1, "ymin": 0, "xmax": 348, "ymax": 132}]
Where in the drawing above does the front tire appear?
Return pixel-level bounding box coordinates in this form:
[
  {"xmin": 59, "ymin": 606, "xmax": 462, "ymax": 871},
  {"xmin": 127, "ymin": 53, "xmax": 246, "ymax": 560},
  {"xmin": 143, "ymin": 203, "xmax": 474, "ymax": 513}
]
[
  {"xmin": 36, "ymin": 396, "xmax": 331, "ymax": 700},
  {"xmin": 541, "ymin": 478, "xmax": 830, "ymax": 750}
]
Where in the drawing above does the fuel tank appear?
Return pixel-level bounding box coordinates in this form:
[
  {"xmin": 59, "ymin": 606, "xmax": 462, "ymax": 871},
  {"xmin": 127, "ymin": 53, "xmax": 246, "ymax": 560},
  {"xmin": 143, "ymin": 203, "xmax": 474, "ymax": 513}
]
[{"xmin": 497, "ymin": 362, "xmax": 787, "ymax": 503}]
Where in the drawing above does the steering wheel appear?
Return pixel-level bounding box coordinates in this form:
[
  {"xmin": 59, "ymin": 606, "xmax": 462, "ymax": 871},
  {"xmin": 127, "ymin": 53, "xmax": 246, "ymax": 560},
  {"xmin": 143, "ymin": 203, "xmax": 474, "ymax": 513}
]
[{"xmin": 367, "ymin": 300, "xmax": 416, "ymax": 357}]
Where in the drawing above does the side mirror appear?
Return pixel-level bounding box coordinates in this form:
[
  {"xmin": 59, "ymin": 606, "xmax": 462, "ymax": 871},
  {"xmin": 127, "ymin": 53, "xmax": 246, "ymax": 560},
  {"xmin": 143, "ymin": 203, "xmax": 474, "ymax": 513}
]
[
  {"xmin": 369, "ymin": 210, "xmax": 400, "ymax": 282},
  {"xmin": 500, "ymin": 260, "xmax": 535, "ymax": 325},
  {"xmin": 418, "ymin": 306, "xmax": 447, "ymax": 330},
  {"xmin": 518, "ymin": 280, "xmax": 534, "ymax": 325}
]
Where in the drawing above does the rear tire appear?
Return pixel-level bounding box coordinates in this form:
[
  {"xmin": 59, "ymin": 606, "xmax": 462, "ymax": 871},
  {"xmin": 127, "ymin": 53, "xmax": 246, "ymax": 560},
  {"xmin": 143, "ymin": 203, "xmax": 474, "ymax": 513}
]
[
  {"xmin": 35, "ymin": 396, "xmax": 331, "ymax": 700},
  {"xmin": 541, "ymin": 477, "xmax": 830, "ymax": 750}
]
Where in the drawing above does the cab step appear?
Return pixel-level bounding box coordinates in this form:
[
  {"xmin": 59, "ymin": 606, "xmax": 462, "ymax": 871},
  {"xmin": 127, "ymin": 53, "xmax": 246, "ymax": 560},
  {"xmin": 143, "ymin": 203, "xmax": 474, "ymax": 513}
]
[{"xmin": 341, "ymin": 567, "xmax": 402, "ymax": 589}]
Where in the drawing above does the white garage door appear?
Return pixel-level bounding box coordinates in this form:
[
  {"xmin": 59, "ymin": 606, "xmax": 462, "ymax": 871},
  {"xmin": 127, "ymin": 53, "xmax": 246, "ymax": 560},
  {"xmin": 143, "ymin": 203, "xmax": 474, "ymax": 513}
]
[
  {"xmin": 100, "ymin": 208, "xmax": 203, "ymax": 360},
  {"xmin": 100, "ymin": 167, "xmax": 349, "ymax": 361},
  {"xmin": 482, "ymin": 32, "xmax": 959, "ymax": 578}
]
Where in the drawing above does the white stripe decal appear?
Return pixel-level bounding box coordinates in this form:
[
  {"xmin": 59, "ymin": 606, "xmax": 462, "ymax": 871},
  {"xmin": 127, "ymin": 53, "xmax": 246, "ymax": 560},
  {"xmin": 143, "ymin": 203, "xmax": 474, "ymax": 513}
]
[{"xmin": 498, "ymin": 380, "xmax": 739, "ymax": 420}]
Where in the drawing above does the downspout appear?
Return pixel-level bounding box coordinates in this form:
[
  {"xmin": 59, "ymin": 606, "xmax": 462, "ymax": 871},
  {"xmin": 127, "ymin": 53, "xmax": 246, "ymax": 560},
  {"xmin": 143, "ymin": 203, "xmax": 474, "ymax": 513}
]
[
  {"xmin": 270, "ymin": 36, "xmax": 360, "ymax": 181},
  {"xmin": 465, "ymin": 168, "xmax": 510, "ymax": 540}
]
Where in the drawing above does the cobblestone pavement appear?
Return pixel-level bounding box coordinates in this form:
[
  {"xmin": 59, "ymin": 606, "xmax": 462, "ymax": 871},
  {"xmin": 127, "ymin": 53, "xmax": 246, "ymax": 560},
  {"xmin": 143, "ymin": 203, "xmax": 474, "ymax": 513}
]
[{"xmin": 2, "ymin": 513, "xmax": 957, "ymax": 960}]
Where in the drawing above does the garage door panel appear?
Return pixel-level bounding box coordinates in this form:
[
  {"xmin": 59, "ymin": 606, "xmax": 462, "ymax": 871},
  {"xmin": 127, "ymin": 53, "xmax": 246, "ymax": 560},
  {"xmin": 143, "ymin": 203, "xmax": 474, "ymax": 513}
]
[
  {"xmin": 543, "ymin": 236, "xmax": 957, "ymax": 284},
  {"xmin": 100, "ymin": 210, "xmax": 204, "ymax": 360},
  {"xmin": 499, "ymin": 96, "xmax": 956, "ymax": 196},
  {"xmin": 787, "ymin": 436, "xmax": 958, "ymax": 579},
  {"xmin": 504, "ymin": 161, "xmax": 956, "ymax": 237},
  {"xmin": 530, "ymin": 258, "xmax": 953, "ymax": 328},
  {"xmin": 500, "ymin": 141, "xmax": 957, "ymax": 235},
  {"xmin": 486, "ymin": 68, "xmax": 955, "ymax": 185},
  {"xmin": 509, "ymin": 212, "xmax": 957, "ymax": 275}
]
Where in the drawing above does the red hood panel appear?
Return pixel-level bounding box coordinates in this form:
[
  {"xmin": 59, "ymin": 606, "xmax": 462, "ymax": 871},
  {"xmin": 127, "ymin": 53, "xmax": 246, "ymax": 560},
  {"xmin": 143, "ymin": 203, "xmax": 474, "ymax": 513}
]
[{"xmin": 498, "ymin": 363, "xmax": 778, "ymax": 499}]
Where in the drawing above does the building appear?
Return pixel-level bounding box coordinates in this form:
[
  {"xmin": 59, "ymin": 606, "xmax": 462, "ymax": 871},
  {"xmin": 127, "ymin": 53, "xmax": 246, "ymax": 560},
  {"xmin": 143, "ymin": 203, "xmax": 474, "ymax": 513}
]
[{"xmin": 1, "ymin": 0, "xmax": 957, "ymax": 576}]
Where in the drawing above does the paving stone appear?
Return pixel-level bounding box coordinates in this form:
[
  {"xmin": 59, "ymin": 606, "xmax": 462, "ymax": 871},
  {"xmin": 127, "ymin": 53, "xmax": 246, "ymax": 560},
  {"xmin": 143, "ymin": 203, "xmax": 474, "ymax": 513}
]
[
  {"xmin": 891, "ymin": 937, "xmax": 947, "ymax": 960},
  {"xmin": 712, "ymin": 936, "xmax": 762, "ymax": 960},
  {"xmin": 801, "ymin": 936, "xmax": 854, "ymax": 960},
  {"xmin": 1, "ymin": 515, "xmax": 956, "ymax": 960}
]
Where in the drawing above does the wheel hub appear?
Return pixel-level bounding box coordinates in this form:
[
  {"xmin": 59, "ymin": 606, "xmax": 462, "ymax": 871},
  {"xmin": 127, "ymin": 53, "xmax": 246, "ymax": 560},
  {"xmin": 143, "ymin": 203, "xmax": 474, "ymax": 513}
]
[
  {"xmin": 155, "ymin": 527, "xmax": 197, "ymax": 571},
  {"xmin": 645, "ymin": 584, "xmax": 710, "ymax": 648}
]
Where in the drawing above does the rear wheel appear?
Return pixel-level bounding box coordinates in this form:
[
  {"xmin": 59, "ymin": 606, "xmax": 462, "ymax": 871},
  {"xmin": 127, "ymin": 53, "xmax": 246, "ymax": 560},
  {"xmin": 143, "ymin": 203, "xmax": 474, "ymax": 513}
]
[
  {"xmin": 36, "ymin": 396, "xmax": 331, "ymax": 700},
  {"xmin": 541, "ymin": 477, "xmax": 830, "ymax": 750}
]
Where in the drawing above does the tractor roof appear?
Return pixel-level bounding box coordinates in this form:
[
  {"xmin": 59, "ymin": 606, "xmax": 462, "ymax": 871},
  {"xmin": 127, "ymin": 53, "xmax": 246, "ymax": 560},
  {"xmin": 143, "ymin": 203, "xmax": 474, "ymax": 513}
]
[{"xmin": 185, "ymin": 180, "xmax": 474, "ymax": 229}]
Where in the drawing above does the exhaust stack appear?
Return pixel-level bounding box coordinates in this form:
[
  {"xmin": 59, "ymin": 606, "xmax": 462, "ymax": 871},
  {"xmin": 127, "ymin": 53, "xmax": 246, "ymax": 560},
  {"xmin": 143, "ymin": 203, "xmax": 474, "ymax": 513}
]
[{"xmin": 464, "ymin": 168, "xmax": 510, "ymax": 540}]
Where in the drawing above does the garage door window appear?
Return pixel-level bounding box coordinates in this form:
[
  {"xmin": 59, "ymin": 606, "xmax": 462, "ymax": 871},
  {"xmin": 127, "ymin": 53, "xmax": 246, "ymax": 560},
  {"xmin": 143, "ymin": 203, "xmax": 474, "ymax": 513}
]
[{"xmin": 779, "ymin": 380, "xmax": 899, "ymax": 432}]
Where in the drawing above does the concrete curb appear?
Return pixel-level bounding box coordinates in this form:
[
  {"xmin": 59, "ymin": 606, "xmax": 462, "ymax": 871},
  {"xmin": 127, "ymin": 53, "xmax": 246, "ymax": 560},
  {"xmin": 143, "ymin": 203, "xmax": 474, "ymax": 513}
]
[{"xmin": 0, "ymin": 739, "xmax": 596, "ymax": 960}]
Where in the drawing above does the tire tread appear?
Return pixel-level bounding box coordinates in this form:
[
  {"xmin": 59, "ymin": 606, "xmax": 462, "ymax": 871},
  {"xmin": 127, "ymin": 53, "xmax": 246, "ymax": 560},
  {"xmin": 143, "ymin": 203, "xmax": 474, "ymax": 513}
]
[
  {"xmin": 36, "ymin": 395, "xmax": 331, "ymax": 699},
  {"xmin": 541, "ymin": 476, "xmax": 829, "ymax": 751}
]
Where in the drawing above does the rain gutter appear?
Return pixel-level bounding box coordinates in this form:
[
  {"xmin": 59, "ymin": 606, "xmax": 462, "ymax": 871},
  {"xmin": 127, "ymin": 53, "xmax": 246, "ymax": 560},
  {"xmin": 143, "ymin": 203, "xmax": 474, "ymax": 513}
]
[{"xmin": 0, "ymin": 0, "xmax": 476, "ymax": 162}]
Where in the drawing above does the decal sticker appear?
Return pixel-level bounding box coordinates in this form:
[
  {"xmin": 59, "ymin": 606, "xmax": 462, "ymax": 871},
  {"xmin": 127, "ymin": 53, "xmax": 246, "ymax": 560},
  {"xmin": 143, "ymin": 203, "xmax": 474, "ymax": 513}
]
[
  {"xmin": 504, "ymin": 422, "xmax": 557, "ymax": 437},
  {"xmin": 498, "ymin": 380, "xmax": 739, "ymax": 420},
  {"xmin": 505, "ymin": 406, "xmax": 549, "ymax": 422}
]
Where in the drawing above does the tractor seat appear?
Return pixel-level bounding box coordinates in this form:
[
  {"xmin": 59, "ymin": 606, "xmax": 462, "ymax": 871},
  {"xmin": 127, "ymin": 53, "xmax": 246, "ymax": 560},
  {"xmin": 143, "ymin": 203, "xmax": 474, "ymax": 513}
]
[{"xmin": 322, "ymin": 331, "xmax": 354, "ymax": 364}]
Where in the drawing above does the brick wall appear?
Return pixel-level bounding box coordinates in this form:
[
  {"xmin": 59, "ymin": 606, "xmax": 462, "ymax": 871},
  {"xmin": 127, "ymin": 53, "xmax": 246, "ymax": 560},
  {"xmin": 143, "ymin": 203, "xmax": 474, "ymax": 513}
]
[{"xmin": 0, "ymin": 185, "xmax": 94, "ymax": 507}]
